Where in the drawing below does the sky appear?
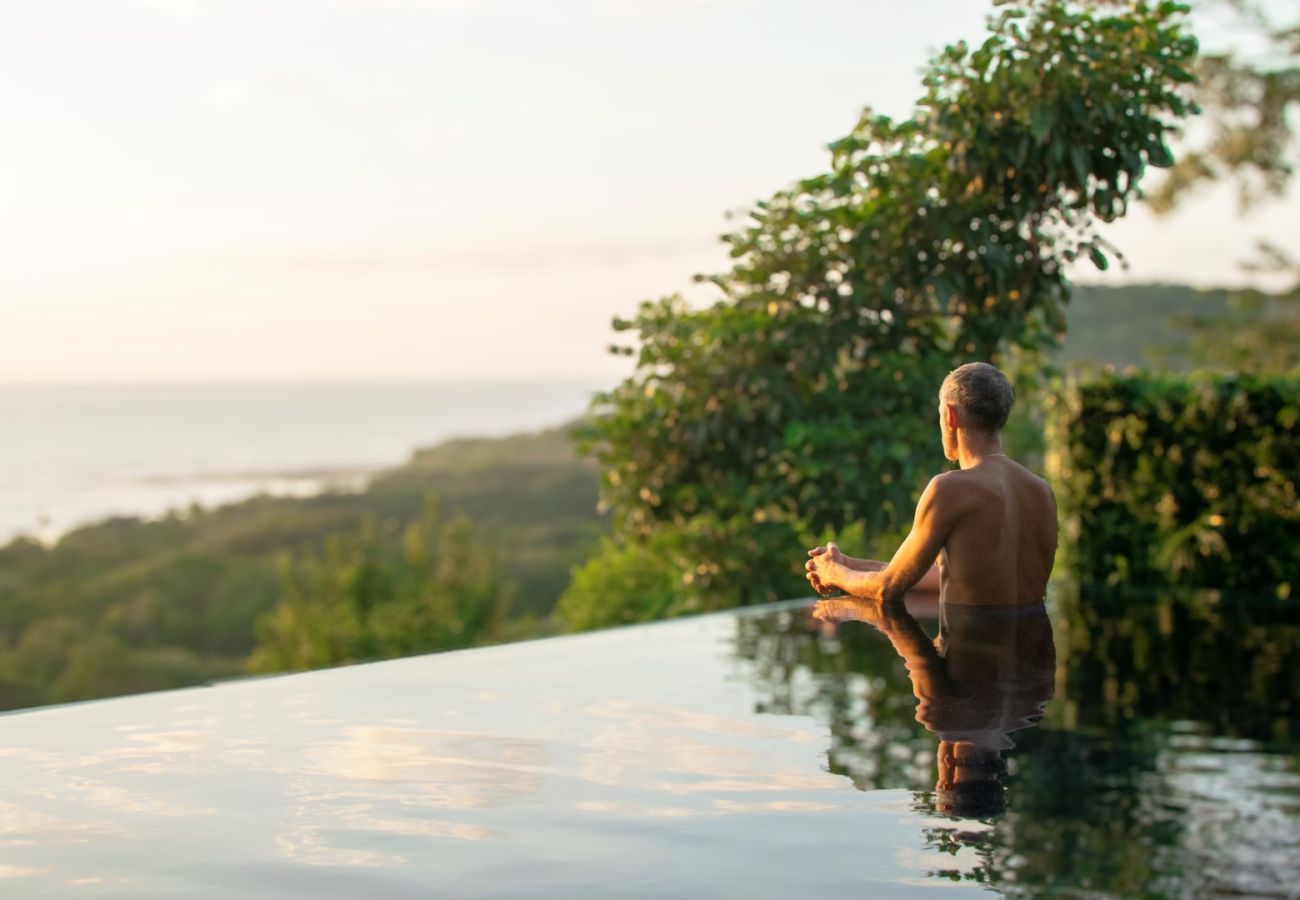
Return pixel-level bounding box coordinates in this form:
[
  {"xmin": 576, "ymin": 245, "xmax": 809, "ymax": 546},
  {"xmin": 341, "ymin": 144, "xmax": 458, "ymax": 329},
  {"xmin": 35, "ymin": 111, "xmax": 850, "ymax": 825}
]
[{"xmin": 1, "ymin": 0, "xmax": 1294, "ymax": 385}]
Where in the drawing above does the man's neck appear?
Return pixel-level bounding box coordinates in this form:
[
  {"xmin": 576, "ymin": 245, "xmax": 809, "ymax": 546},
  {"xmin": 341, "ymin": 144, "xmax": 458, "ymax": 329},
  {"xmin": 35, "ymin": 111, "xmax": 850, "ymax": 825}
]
[{"xmin": 955, "ymin": 433, "xmax": 1006, "ymax": 470}]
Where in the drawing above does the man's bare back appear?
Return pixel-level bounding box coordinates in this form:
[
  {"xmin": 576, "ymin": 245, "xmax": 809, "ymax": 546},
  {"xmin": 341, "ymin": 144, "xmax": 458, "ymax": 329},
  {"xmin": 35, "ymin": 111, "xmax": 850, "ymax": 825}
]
[
  {"xmin": 929, "ymin": 457, "xmax": 1056, "ymax": 605},
  {"xmin": 804, "ymin": 363, "xmax": 1058, "ymax": 607}
]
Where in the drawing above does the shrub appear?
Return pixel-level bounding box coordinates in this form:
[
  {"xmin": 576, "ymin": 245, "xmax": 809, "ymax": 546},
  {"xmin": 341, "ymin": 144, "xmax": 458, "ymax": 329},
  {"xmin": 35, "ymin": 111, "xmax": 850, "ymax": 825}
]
[{"xmin": 1046, "ymin": 373, "xmax": 1299, "ymax": 595}]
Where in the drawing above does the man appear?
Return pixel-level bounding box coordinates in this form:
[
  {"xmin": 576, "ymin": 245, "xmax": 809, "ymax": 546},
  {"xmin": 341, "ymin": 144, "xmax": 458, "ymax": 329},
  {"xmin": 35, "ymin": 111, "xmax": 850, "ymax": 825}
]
[{"xmin": 805, "ymin": 362, "xmax": 1058, "ymax": 607}]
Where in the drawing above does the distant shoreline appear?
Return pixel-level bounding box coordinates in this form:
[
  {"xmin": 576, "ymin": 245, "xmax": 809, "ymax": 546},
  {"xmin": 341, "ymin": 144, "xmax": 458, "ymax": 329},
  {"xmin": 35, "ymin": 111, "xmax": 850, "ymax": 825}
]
[
  {"xmin": 7, "ymin": 467, "xmax": 377, "ymax": 547},
  {"xmin": 1, "ymin": 381, "xmax": 602, "ymax": 547},
  {"xmin": 129, "ymin": 463, "xmax": 380, "ymax": 487}
]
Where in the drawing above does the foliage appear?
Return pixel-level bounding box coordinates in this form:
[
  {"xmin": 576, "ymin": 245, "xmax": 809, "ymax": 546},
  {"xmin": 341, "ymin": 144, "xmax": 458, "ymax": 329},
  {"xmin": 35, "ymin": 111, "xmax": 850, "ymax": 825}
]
[
  {"xmin": 567, "ymin": 0, "xmax": 1199, "ymax": 621},
  {"xmin": 249, "ymin": 503, "xmax": 505, "ymax": 672},
  {"xmin": 1147, "ymin": 0, "xmax": 1300, "ymax": 213},
  {"xmin": 1046, "ymin": 373, "xmax": 1300, "ymax": 593},
  {"xmin": 556, "ymin": 531, "xmax": 696, "ymax": 631},
  {"xmin": 1144, "ymin": 1, "xmax": 1300, "ymax": 373},
  {"xmin": 369, "ymin": 425, "xmax": 605, "ymax": 616}
]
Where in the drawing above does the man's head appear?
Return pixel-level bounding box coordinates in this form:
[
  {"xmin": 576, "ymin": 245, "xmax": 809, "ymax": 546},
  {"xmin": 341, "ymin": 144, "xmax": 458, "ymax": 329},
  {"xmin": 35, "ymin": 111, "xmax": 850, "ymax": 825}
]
[
  {"xmin": 938, "ymin": 362, "xmax": 1015, "ymax": 460},
  {"xmin": 935, "ymin": 739, "xmax": 1007, "ymax": 818}
]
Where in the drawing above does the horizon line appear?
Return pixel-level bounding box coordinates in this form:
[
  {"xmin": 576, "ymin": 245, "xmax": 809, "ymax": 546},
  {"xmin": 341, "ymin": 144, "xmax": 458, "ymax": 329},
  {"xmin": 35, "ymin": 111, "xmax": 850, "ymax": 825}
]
[{"xmin": 0, "ymin": 375, "xmax": 620, "ymax": 390}]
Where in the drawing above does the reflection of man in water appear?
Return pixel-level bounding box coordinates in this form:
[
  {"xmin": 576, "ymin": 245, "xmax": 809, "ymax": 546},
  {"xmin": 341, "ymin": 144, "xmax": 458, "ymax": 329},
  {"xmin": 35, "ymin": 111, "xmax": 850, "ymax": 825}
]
[
  {"xmin": 803, "ymin": 362, "xmax": 1059, "ymax": 816},
  {"xmin": 812, "ymin": 595, "xmax": 1055, "ymax": 816}
]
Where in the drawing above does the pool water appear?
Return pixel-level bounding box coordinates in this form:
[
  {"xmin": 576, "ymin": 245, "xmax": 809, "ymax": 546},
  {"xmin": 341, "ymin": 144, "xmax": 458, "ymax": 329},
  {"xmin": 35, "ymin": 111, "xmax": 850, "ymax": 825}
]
[{"xmin": 0, "ymin": 585, "xmax": 1295, "ymax": 897}]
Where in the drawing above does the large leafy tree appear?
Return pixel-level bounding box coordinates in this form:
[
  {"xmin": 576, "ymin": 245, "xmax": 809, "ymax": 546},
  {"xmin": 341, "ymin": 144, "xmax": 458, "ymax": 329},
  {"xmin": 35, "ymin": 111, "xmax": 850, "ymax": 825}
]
[
  {"xmin": 560, "ymin": 0, "xmax": 1199, "ymax": 628},
  {"xmin": 1149, "ymin": 0, "xmax": 1299, "ymax": 213},
  {"xmin": 1149, "ymin": 0, "xmax": 1300, "ymax": 373}
]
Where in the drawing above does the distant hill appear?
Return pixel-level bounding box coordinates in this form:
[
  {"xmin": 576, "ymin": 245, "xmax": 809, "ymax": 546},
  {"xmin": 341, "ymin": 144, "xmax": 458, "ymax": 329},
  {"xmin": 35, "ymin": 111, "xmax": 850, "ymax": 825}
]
[
  {"xmin": 1059, "ymin": 282, "xmax": 1292, "ymax": 371},
  {"xmin": 0, "ymin": 424, "xmax": 605, "ymax": 711},
  {"xmin": 368, "ymin": 424, "xmax": 604, "ymax": 616}
]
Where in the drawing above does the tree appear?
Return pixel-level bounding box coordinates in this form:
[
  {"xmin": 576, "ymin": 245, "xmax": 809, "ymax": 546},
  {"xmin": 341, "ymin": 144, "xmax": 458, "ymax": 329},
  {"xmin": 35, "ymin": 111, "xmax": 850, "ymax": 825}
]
[
  {"xmin": 561, "ymin": 0, "xmax": 1200, "ymax": 627},
  {"xmin": 1147, "ymin": 0, "xmax": 1300, "ymax": 374},
  {"xmin": 249, "ymin": 501, "xmax": 506, "ymax": 672},
  {"xmin": 1148, "ymin": 0, "xmax": 1300, "ymax": 214}
]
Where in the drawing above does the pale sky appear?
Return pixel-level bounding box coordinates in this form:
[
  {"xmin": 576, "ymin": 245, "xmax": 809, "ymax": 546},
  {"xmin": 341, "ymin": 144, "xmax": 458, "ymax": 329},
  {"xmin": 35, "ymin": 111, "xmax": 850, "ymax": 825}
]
[{"xmin": 1, "ymin": 0, "xmax": 1294, "ymax": 384}]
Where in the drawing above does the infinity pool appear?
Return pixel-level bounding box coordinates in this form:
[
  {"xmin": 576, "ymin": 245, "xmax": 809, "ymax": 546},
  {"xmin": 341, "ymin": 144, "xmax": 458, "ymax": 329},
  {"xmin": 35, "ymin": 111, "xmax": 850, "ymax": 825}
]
[{"xmin": 1, "ymin": 586, "xmax": 1295, "ymax": 897}]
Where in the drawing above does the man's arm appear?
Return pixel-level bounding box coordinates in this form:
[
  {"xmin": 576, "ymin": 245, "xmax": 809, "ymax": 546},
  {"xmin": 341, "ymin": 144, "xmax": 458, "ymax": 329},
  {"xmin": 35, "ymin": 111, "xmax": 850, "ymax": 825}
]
[
  {"xmin": 812, "ymin": 597, "xmax": 952, "ymax": 696},
  {"xmin": 808, "ymin": 476, "xmax": 958, "ymax": 603},
  {"xmin": 840, "ymin": 555, "xmax": 884, "ymax": 572},
  {"xmin": 911, "ymin": 563, "xmax": 942, "ymax": 593},
  {"xmin": 808, "ymin": 548, "xmax": 941, "ymax": 591}
]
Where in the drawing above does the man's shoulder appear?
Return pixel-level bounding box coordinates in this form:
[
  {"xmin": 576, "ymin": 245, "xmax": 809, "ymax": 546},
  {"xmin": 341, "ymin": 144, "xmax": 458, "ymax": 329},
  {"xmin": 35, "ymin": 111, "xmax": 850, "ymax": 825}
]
[
  {"xmin": 928, "ymin": 468, "xmax": 982, "ymax": 489},
  {"xmin": 927, "ymin": 469, "xmax": 955, "ymax": 487},
  {"xmin": 926, "ymin": 470, "xmax": 959, "ymax": 494},
  {"xmin": 930, "ymin": 462, "xmax": 1052, "ymax": 500},
  {"xmin": 999, "ymin": 463, "xmax": 1058, "ymax": 513},
  {"xmin": 925, "ymin": 469, "xmax": 983, "ymax": 509},
  {"xmin": 1008, "ymin": 462, "xmax": 1056, "ymax": 500}
]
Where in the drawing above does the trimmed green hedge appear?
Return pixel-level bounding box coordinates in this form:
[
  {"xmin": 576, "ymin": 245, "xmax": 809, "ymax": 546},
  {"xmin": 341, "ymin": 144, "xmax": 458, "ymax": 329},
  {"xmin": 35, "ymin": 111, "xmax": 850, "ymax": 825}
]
[{"xmin": 1047, "ymin": 374, "xmax": 1299, "ymax": 596}]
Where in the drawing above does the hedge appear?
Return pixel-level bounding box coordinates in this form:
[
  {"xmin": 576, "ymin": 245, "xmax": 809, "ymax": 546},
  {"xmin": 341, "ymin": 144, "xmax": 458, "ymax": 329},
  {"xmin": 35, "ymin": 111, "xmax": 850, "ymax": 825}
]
[{"xmin": 1046, "ymin": 373, "xmax": 1299, "ymax": 596}]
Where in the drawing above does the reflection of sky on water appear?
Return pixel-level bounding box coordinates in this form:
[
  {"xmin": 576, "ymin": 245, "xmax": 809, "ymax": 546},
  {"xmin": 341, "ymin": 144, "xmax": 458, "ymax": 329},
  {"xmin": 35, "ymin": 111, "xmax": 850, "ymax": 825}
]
[
  {"xmin": 0, "ymin": 609, "xmax": 958, "ymax": 898},
  {"xmin": 0, "ymin": 599, "xmax": 1295, "ymax": 897}
]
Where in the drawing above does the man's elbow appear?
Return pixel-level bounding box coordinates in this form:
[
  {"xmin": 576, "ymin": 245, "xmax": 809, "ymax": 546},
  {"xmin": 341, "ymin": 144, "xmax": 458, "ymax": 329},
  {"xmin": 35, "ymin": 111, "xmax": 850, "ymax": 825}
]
[{"xmin": 878, "ymin": 571, "xmax": 911, "ymax": 605}]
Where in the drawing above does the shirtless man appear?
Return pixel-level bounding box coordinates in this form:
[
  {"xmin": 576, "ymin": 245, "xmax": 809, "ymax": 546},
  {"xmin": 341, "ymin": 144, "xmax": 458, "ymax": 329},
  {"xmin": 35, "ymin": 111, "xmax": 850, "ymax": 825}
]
[{"xmin": 805, "ymin": 362, "xmax": 1058, "ymax": 607}]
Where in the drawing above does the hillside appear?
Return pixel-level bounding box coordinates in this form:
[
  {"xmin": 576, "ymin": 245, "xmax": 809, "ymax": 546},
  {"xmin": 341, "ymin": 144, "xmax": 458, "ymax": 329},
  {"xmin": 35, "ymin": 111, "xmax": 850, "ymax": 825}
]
[
  {"xmin": 1060, "ymin": 282, "xmax": 1293, "ymax": 371},
  {"xmin": 0, "ymin": 424, "xmax": 605, "ymax": 710}
]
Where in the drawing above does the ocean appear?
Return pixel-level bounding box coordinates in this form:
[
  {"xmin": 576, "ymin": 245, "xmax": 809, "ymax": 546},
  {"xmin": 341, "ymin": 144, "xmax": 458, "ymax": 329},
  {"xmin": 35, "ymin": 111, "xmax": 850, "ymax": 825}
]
[{"xmin": 0, "ymin": 381, "xmax": 605, "ymax": 544}]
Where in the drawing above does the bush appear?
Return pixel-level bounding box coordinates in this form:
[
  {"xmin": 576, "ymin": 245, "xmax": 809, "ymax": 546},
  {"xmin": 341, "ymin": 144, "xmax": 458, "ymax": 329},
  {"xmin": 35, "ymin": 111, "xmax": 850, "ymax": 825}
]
[
  {"xmin": 248, "ymin": 504, "xmax": 507, "ymax": 673},
  {"xmin": 1046, "ymin": 373, "xmax": 1300, "ymax": 594}
]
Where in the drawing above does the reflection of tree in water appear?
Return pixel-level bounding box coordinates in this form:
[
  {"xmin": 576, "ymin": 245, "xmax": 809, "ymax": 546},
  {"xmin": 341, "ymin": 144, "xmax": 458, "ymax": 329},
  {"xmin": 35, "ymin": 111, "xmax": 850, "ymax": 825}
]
[
  {"xmin": 730, "ymin": 589, "xmax": 1300, "ymax": 896},
  {"xmin": 989, "ymin": 585, "xmax": 1300, "ymax": 896},
  {"xmin": 731, "ymin": 607, "xmax": 936, "ymax": 791},
  {"xmin": 1051, "ymin": 584, "xmax": 1300, "ymax": 740}
]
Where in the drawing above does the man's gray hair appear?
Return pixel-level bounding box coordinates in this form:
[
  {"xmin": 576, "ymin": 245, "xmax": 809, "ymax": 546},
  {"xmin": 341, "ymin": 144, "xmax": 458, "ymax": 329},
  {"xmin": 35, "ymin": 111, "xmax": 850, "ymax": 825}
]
[{"xmin": 940, "ymin": 362, "xmax": 1015, "ymax": 433}]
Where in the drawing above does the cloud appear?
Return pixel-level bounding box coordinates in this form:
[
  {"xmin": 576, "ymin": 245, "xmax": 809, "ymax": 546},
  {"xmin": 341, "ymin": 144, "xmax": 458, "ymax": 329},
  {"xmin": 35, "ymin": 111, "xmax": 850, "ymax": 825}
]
[
  {"xmin": 323, "ymin": 0, "xmax": 481, "ymax": 11},
  {"xmin": 127, "ymin": 0, "xmax": 203, "ymax": 16},
  {"xmin": 306, "ymin": 726, "xmax": 546, "ymax": 807},
  {"xmin": 266, "ymin": 238, "xmax": 718, "ymax": 275},
  {"xmin": 0, "ymin": 865, "xmax": 51, "ymax": 879},
  {"xmin": 578, "ymin": 700, "xmax": 841, "ymax": 794},
  {"xmin": 272, "ymin": 726, "xmax": 531, "ymax": 866},
  {"xmin": 586, "ymin": 0, "xmax": 740, "ymax": 20},
  {"xmin": 323, "ymin": 0, "xmax": 737, "ymax": 15},
  {"xmin": 209, "ymin": 81, "xmax": 252, "ymax": 109},
  {"xmin": 126, "ymin": 0, "xmax": 210, "ymax": 16}
]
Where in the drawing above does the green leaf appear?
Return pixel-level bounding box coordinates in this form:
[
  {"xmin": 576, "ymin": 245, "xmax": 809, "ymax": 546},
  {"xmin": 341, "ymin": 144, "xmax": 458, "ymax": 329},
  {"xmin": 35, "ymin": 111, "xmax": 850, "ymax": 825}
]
[
  {"xmin": 1071, "ymin": 147, "xmax": 1091, "ymax": 188},
  {"xmin": 1148, "ymin": 143, "xmax": 1175, "ymax": 168},
  {"xmin": 1012, "ymin": 134, "xmax": 1030, "ymax": 168},
  {"xmin": 1089, "ymin": 247, "xmax": 1109, "ymax": 271},
  {"xmin": 1030, "ymin": 107, "xmax": 1055, "ymax": 141}
]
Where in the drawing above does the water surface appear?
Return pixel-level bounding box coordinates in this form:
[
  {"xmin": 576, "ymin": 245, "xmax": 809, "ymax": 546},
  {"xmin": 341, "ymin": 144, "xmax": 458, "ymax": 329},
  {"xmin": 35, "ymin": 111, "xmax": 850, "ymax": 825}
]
[{"xmin": 0, "ymin": 586, "xmax": 1294, "ymax": 897}]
